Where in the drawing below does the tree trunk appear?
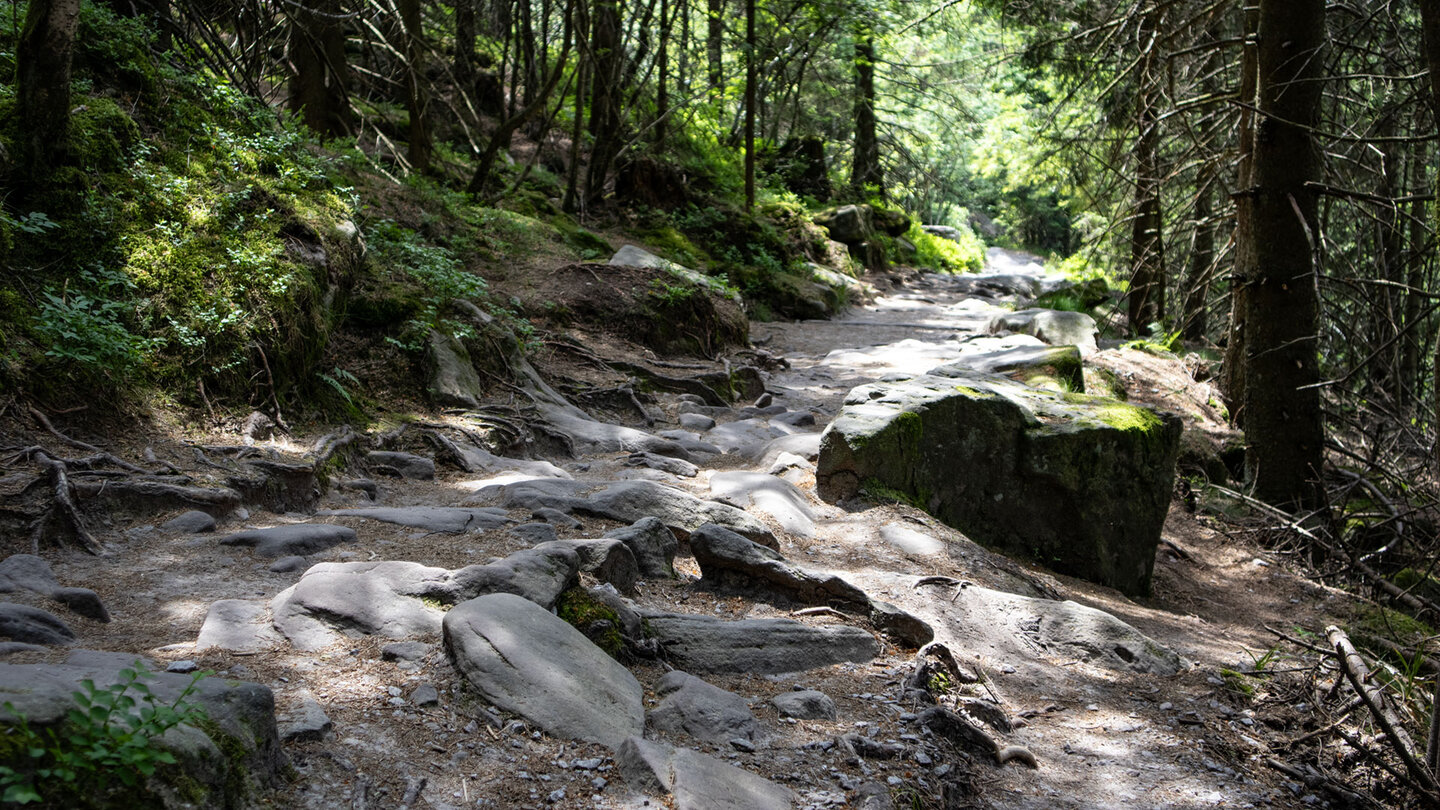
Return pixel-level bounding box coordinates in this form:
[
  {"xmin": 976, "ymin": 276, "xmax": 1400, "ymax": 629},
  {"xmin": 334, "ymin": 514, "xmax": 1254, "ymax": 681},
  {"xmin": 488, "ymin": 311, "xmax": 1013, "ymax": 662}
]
[
  {"xmin": 400, "ymin": 0, "xmax": 432, "ymax": 173},
  {"xmin": 1222, "ymin": 3, "xmax": 1259, "ymax": 419},
  {"xmin": 1127, "ymin": 6, "xmax": 1164, "ymax": 336},
  {"xmin": 456, "ymin": 0, "xmax": 477, "ymax": 83},
  {"xmin": 286, "ymin": 0, "xmax": 353, "ymax": 138},
  {"xmin": 707, "ymin": 0, "xmax": 723, "ymax": 94},
  {"xmin": 850, "ymin": 27, "xmax": 880, "ymax": 198},
  {"xmin": 1180, "ymin": 167, "xmax": 1214, "ymax": 342},
  {"xmin": 562, "ymin": 0, "xmax": 588, "ymax": 213},
  {"xmin": 584, "ymin": 0, "xmax": 623, "ymax": 204},
  {"xmin": 16, "ymin": 0, "xmax": 81, "ymax": 178},
  {"xmin": 1238, "ymin": 0, "xmax": 1326, "ymax": 509},
  {"xmin": 1418, "ymin": 0, "xmax": 1440, "ymax": 467},
  {"xmin": 655, "ymin": 0, "xmax": 670, "ymax": 145},
  {"xmin": 743, "ymin": 0, "xmax": 755, "ymax": 211}
]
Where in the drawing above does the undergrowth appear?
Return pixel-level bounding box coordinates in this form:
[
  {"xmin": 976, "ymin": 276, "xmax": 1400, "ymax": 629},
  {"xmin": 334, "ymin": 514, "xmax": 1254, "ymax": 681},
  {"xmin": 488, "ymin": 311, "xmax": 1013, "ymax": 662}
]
[{"xmin": 0, "ymin": 664, "xmax": 209, "ymax": 808}]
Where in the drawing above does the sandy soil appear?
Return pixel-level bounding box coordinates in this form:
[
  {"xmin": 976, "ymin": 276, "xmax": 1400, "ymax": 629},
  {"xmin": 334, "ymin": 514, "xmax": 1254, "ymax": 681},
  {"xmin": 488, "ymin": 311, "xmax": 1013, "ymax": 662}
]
[{"xmin": 0, "ymin": 249, "xmax": 1360, "ymax": 809}]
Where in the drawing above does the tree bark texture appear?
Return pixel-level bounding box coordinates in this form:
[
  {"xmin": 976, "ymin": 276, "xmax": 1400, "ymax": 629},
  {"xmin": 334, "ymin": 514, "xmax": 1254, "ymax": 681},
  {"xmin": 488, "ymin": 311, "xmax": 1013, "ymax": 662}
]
[
  {"xmin": 1180, "ymin": 167, "xmax": 1214, "ymax": 342},
  {"xmin": 16, "ymin": 0, "xmax": 82, "ymax": 178},
  {"xmin": 743, "ymin": 0, "xmax": 756, "ymax": 211},
  {"xmin": 707, "ymin": 0, "xmax": 723, "ymax": 93},
  {"xmin": 455, "ymin": 0, "xmax": 477, "ymax": 83},
  {"xmin": 1127, "ymin": 7, "xmax": 1164, "ymax": 336},
  {"xmin": 585, "ymin": 0, "xmax": 624, "ymax": 203},
  {"xmin": 1222, "ymin": 3, "xmax": 1259, "ymax": 420},
  {"xmin": 1238, "ymin": 0, "xmax": 1326, "ymax": 509},
  {"xmin": 400, "ymin": 0, "xmax": 432, "ymax": 172},
  {"xmin": 850, "ymin": 28, "xmax": 880, "ymax": 197},
  {"xmin": 287, "ymin": 0, "xmax": 353, "ymax": 138}
]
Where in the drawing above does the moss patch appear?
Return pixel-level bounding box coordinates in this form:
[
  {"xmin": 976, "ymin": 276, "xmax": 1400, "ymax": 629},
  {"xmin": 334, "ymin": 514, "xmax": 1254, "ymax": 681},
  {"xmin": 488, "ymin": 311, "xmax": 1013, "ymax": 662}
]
[{"xmin": 555, "ymin": 588, "xmax": 624, "ymax": 658}]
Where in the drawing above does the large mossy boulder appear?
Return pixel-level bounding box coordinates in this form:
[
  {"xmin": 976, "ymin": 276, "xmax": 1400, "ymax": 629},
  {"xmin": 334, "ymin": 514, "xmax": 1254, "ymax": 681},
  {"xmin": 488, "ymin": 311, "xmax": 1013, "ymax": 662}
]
[{"xmin": 816, "ymin": 367, "xmax": 1181, "ymax": 596}]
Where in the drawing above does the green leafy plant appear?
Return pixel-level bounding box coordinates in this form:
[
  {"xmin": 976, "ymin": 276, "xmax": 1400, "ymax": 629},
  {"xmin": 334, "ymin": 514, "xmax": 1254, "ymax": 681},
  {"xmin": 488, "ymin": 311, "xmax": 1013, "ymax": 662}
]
[
  {"xmin": 0, "ymin": 664, "xmax": 209, "ymax": 807},
  {"xmin": 34, "ymin": 266, "xmax": 159, "ymax": 383}
]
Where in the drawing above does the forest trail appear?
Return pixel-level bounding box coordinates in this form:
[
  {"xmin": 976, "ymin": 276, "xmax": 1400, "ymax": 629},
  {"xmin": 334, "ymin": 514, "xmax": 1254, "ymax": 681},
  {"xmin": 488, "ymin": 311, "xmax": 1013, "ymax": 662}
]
[{"xmin": 13, "ymin": 249, "xmax": 1352, "ymax": 810}]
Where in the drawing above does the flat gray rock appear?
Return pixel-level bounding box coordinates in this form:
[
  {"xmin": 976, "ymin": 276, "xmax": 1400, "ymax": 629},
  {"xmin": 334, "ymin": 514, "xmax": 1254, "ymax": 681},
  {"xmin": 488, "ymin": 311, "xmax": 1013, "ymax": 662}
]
[
  {"xmin": 0, "ymin": 603, "xmax": 74, "ymax": 646},
  {"xmin": 987, "ymin": 308, "xmax": 1099, "ymax": 354},
  {"xmin": 320, "ymin": 507, "xmax": 511, "ymax": 533},
  {"xmin": 709, "ymin": 471, "xmax": 816, "ymax": 537},
  {"xmin": 532, "ymin": 507, "xmax": 582, "ymax": 528},
  {"xmin": 381, "ymin": 641, "xmax": 432, "ymax": 662},
  {"xmin": 269, "ymin": 555, "xmax": 308, "ymax": 573},
  {"xmin": 945, "ymin": 584, "xmax": 1185, "ymax": 675},
  {"xmin": 509, "ymin": 522, "xmax": 560, "ymax": 545},
  {"xmin": 616, "ymin": 737, "xmax": 795, "ymax": 810},
  {"xmin": 366, "ymin": 451, "xmax": 436, "ymax": 480},
  {"xmin": 160, "ymin": 510, "xmax": 217, "ymax": 534},
  {"xmin": 678, "ymin": 413, "xmax": 717, "ymax": 432},
  {"xmin": 626, "ymin": 451, "xmax": 700, "ymax": 478},
  {"xmin": 197, "ymin": 599, "xmax": 284, "ymax": 653},
  {"xmin": 603, "ymin": 517, "xmax": 678, "ymax": 579},
  {"xmin": 640, "ymin": 611, "xmax": 879, "ymax": 674},
  {"xmin": 219, "ymin": 524, "xmax": 357, "ymax": 558},
  {"xmin": 0, "ymin": 554, "xmax": 59, "ymax": 595},
  {"xmin": 271, "ymin": 545, "xmax": 581, "ymax": 651},
  {"xmin": 280, "ymin": 696, "xmax": 332, "ymax": 742},
  {"xmin": 651, "ymin": 671, "xmax": 765, "ymax": 746},
  {"xmin": 444, "ymin": 593, "xmax": 644, "ymax": 747},
  {"xmin": 690, "ymin": 524, "xmax": 868, "ymax": 608},
  {"xmin": 771, "ymin": 689, "xmax": 837, "ymax": 720},
  {"xmin": 706, "ymin": 419, "xmax": 785, "ymax": 460},
  {"xmin": 478, "ymin": 479, "xmax": 775, "ymax": 547}
]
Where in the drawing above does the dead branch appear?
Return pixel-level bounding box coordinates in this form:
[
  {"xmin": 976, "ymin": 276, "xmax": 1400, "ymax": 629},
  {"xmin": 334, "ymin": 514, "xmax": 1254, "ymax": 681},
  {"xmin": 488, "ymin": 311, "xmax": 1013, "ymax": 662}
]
[
  {"xmin": 1263, "ymin": 757, "xmax": 1380, "ymax": 808},
  {"xmin": 1326, "ymin": 624, "xmax": 1440, "ymax": 799}
]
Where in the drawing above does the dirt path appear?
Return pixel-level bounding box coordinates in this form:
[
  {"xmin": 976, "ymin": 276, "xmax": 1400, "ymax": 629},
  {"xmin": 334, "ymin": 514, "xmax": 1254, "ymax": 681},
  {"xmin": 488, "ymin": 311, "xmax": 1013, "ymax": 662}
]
[{"xmin": 7, "ymin": 248, "xmax": 1354, "ymax": 809}]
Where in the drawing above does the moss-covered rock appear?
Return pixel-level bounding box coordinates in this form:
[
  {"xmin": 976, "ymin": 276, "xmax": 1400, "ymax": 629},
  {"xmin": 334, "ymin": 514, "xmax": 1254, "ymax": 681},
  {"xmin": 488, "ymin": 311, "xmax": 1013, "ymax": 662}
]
[{"xmin": 816, "ymin": 367, "xmax": 1181, "ymax": 596}]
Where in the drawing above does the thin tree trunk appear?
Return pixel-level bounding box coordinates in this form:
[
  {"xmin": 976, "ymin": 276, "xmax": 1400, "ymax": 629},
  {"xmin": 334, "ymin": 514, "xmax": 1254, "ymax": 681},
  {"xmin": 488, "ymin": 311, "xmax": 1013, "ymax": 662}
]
[
  {"xmin": 584, "ymin": 0, "xmax": 623, "ymax": 204},
  {"xmin": 1181, "ymin": 166, "xmax": 1215, "ymax": 342},
  {"xmin": 1222, "ymin": 3, "xmax": 1259, "ymax": 420},
  {"xmin": 850, "ymin": 26, "xmax": 880, "ymax": 198},
  {"xmin": 707, "ymin": 0, "xmax": 723, "ymax": 94},
  {"xmin": 743, "ymin": 0, "xmax": 755, "ymax": 211},
  {"xmin": 1127, "ymin": 6, "xmax": 1164, "ymax": 336},
  {"xmin": 656, "ymin": 0, "xmax": 670, "ymax": 145},
  {"xmin": 456, "ymin": 0, "xmax": 477, "ymax": 83},
  {"xmin": 562, "ymin": 3, "xmax": 589, "ymax": 213},
  {"xmin": 1238, "ymin": 0, "xmax": 1326, "ymax": 509},
  {"xmin": 400, "ymin": 0, "xmax": 432, "ymax": 173},
  {"xmin": 15, "ymin": 0, "xmax": 81, "ymax": 178},
  {"xmin": 286, "ymin": 0, "xmax": 352, "ymax": 138}
]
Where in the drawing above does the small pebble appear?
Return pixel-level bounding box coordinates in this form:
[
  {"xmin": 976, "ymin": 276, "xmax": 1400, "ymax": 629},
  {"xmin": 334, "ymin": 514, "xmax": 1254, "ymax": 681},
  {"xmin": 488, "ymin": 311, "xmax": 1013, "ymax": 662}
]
[{"xmin": 166, "ymin": 660, "xmax": 198, "ymax": 674}]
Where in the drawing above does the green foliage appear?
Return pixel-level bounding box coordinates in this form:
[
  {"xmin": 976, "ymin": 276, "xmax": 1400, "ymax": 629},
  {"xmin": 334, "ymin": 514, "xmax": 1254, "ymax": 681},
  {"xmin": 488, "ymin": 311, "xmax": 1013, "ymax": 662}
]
[
  {"xmin": 1120, "ymin": 331, "xmax": 1181, "ymax": 356},
  {"xmin": 34, "ymin": 266, "xmax": 159, "ymax": 385},
  {"xmin": 366, "ymin": 220, "xmax": 489, "ymax": 350},
  {"xmin": 906, "ymin": 221, "xmax": 984, "ymax": 273},
  {"xmin": 0, "ymin": 665, "xmax": 210, "ymax": 808}
]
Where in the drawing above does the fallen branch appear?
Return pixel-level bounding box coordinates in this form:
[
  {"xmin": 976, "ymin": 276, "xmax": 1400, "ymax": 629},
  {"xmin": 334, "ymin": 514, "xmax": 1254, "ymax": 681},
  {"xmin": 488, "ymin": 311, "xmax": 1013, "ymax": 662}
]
[
  {"xmin": 1263, "ymin": 757, "xmax": 1379, "ymax": 808},
  {"xmin": 1326, "ymin": 624, "xmax": 1440, "ymax": 800}
]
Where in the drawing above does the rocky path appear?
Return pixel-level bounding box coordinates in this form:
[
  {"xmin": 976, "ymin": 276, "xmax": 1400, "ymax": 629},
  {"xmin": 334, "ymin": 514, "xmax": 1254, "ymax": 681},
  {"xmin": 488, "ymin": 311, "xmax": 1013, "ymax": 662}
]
[{"xmin": 1, "ymin": 248, "xmax": 1351, "ymax": 809}]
